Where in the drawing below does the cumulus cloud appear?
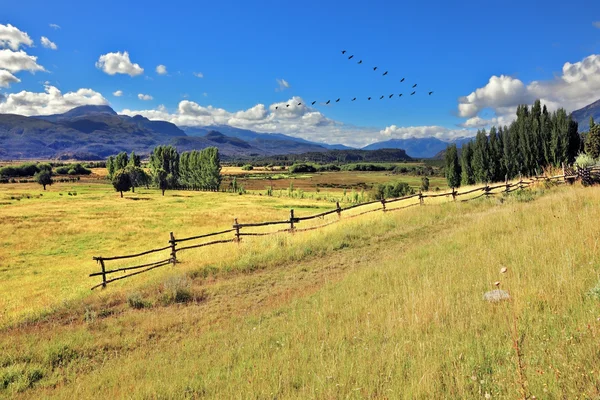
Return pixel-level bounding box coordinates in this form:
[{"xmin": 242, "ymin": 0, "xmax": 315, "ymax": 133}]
[
  {"xmin": 275, "ymin": 78, "xmax": 290, "ymax": 92},
  {"xmin": 121, "ymin": 96, "xmax": 391, "ymax": 147},
  {"xmin": 0, "ymin": 24, "xmax": 33, "ymax": 50},
  {"xmin": 0, "ymin": 49, "xmax": 45, "ymax": 73},
  {"xmin": 0, "ymin": 85, "xmax": 108, "ymax": 115},
  {"xmin": 156, "ymin": 64, "xmax": 167, "ymax": 75},
  {"xmin": 95, "ymin": 51, "xmax": 144, "ymax": 76},
  {"xmin": 138, "ymin": 93, "xmax": 153, "ymax": 101},
  {"xmin": 40, "ymin": 36, "xmax": 57, "ymax": 50},
  {"xmin": 193, "ymin": 72, "xmax": 203, "ymax": 78},
  {"xmin": 458, "ymin": 53, "xmax": 600, "ymax": 129},
  {"xmin": 49, "ymin": 24, "xmax": 61, "ymax": 30},
  {"xmin": 380, "ymin": 125, "xmax": 471, "ymax": 141},
  {"xmin": 113, "ymin": 90, "xmax": 123, "ymax": 97},
  {"xmin": 0, "ymin": 69, "xmax": 20, "ymax": 88}
]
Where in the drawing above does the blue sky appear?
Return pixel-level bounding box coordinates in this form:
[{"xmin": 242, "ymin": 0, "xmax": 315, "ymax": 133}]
[{"xmin": 1, "ymin": 0, "xmax": 600, "ymax": 146}]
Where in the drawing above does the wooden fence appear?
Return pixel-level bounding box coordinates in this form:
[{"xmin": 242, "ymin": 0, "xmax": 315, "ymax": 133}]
[{"xmin": 90, "ymin": 167, "xmax": 599, "ymax": 290}]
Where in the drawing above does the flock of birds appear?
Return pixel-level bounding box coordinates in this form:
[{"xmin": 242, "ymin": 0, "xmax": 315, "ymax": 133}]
[{"xmin": 275, "ymin": 50, "xmax": 433, "ymax": 110}]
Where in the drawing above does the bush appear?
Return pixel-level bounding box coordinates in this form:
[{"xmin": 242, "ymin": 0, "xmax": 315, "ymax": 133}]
[
  {"xmin": 241, "ymin": 164, "xmax": 254, "ymax": 171},
  {"xmin": 127, "ymin": 293, "xmax": 151, "ymax": 309},
  {"xmin": 55, "ymin": 163, "xmax": 92, "ymax": 175},
  {"xmin": 289, "ymin": 163, "xmax": 317, "ymax": 173},
  {"xmin": 316, "ymin": 164, "xmax": 341, "ymax": 172},
  {"xmin": 373, "ymin": 181, "xmax": 415, "ymax": 200},
  {"xmin": 574, "ymin": 153, "xmax": 597, "ymax": 169},
  {"xmin": 160, "ymin": 276, "xmax": 194, "ymax": 305}
]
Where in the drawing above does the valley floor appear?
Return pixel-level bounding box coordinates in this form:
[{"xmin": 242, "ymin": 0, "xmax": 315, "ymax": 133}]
[{"xmin": 2, "ymin": 184, "xmax": 600, "ymax": 398}]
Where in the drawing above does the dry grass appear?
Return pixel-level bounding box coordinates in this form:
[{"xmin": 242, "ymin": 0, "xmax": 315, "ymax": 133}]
[{"xmin": 1, "ymin": 180, "xmax": 599, "ymax": 399}]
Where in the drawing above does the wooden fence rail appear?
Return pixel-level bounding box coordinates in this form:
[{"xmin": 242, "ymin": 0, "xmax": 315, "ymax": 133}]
[{"xmin": 90, "ymin": 169, "xmax": 596, "ymax": 289}]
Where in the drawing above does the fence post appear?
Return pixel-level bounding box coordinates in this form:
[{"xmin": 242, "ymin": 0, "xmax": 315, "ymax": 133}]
[
  {"xmin": 290, "ymin": 209, "xmax": 295, "ymax": 231},
  {"xmin": 562, "ymin": 162, "xmax": 566, "ymax": 182},
  {"xmin": 381, "ymin": 198, "xmax": 386, "ymax": 212},
  {"xmin": 234, "ymin": 218, "xmax": 240, "ymax": 243},
  {"xmin": 451, "ymin": 187, "xmax": 456, "ymax": 202},
  {"xmin": 336, "ymin": 201, "xmax": 341, "ymax": 219},
  {"xmin": 505, "ymin": 174, "xmax": 509, "ymax": 193},
  {"xmin": 484, "ymin": 182, "xmax": 490, "ymax": 197},
  {"xmin": 169, "ymin": 232, "xmax": 177, "ymax": 264},
  {"xmin": 98, "ymin": 257, "xmax": 107, "ymax": 289},
  {"xmin": 419, "ymin": 191, "xmax": 423, "ymax": 206}
]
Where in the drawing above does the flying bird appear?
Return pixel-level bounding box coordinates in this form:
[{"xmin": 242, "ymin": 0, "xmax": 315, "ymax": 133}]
[
  {"xmin": 389, "ymin": 94, "xmax": 394, "ymax": 98},
  {"xmin": 336, "ymin": 98, "xmax": 340, "ymax": 102},
  {"xmin": 410, "ymin": 91, "xmax": 415, "ymax": 95},
  {"xmin": 412, "ymin": 84, "xmax": 417, "ymax": 88},
  {"xmin": 275, "ymin": 106, "xmax": 278, "ymax": 109},
  {"xmin": 348, "ymin": 55, "xmax": 354, "ymax": 60},
  {"xmin": 428, "ymin": 91, "xmax": 434, "ymax": 95},
  {"xmin": 326, "ymin": 100, "xmax": 330, "ymax": 104},
  {"xmin": 398, "ymin": 93, "xmax": 403, "ymax": 97},
  {"xmin": 382, "ymin": 71, "xmax": 388, "ymax": 76},
  {"xmin": 357, "ymin": 60, "xmax": 362, "ymax": 64},
  {"xmin": 379, "ymin": 95, "xmax": 384, "ymax": 100},
  {"xmin": 367, "ymin": 97, "xmax": 372, "ymax": 100},
  {"xmin": 351, "ymin": 97, "xmax": 356, "ymax": 101},
  {"xmin": 342, "ymin": 50, "xmax": 346, "ymax": 54},
  {"xmin": 373, "ymin": 67, "xmax": 378, "ymax": 71},
  {"xmin": 311, "ymin": 101, "xmax": 316, "ymax": 105},
  {"xmin": 400, "ymin": 78, "xmax": 405, "ymax": 82},
  {"xmin": 286, "ymin": 104, "xmax": 290, "ymax": 107},
  {"xmin": 297, "ymin": 102, "xmax": 302, "ymax": 105}
]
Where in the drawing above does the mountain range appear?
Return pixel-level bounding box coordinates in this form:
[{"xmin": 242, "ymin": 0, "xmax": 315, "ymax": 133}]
[
  {"xmin": 570, "ymin": 98, "xmax": 600, "ymax": 132},
  {"xmin": 0, "ymin": 105, "xmax": 464, "ymax": 160}
]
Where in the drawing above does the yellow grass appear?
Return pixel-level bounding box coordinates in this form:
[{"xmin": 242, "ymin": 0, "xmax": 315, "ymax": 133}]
[{"xmin": 1, "ymin": 179, "xmax": 600, "ymax": 398}]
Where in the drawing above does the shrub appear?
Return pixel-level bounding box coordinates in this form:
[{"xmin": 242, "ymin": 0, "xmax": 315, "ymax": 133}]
[
  {"xmin": 112, "ymin": 169, "xmax": 132, "ymax": 197},
  {"xmin": 127, "ymin": 293, "xmax": 151, "ymax": 309},
  {"xmin": 34, "ymin": 170, "xmax": 53, "ymax": 190},
  {"xmin": 45, "ymin": 344, "xmax": 78, "ymax": 369},
  {"xmin": 161, "ymin": 276, "xmax": 195, "ymax": 305},
  {"xmin": 574, "ymin": 153, "xmax": 597, "ymax": 169},
  {"xmin": 241, "ymin": 164, "xmax": 254, "ymax": 171},
  {"xmin": 289, "ymin": 163, "xmax": 317, "ymax": 173},
  {"xmin": 373, "ymin": 181, "xmax": 415, "ymax": 200}
]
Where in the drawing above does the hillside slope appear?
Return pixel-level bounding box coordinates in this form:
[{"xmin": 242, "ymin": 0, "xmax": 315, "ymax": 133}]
[
  {"xmin": 2, "ymin": 185, "xmax": 600, "ymax": 398},
  {"xmin": 571, "ymin": 97, "xmax": 600, "ymax": 132}
]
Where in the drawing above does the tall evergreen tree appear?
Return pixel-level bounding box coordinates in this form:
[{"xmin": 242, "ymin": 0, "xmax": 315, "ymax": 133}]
[
  {"xmin": 585, "ymin": 124, "xmax": 600, "ymax": 159},
  {"xmin": 540, "ymin": 105, "xmax": 552, "ymax": 166},
  {"xmin": 472, "ymin": 129, "xmax": 491, "ymax": 183},
  {"xmin": 460, "ymin": 141, "xmax": 475, "ymax": 185},
  {"xmin": 149, "ymin": 145, "xmax": 179, "ymax": 191},
  {"xmin": 444, "ymin": 143, "xmax": 461, "ymax": 188},
  {"xmin": 129, "ymin": 151, "xmax": 141, "ymax": 168}
]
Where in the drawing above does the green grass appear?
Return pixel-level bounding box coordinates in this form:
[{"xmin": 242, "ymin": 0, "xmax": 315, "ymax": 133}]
[{"xmin": 1, "ymin": 181, "xmax": 600, "ymax": 398}]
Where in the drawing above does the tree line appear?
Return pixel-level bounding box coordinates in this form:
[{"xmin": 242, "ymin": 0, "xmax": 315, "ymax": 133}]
[
  {"xmin": 108, "ymin": 146, "xmax": 222, "ymax": 197},
  {"xmin": 445, "ymin": 99, "xmax": 581, "ymax": 187}
]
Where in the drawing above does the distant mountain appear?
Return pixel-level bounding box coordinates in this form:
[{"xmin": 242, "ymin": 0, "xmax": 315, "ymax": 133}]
[
  {"xmin": 571, "ymin": 98, "xmax": 600, "ymax": 132},
  {"xmin": 362, "ymin": 137, "xmax": 473, "ymax": 159},
  {"xmin": 182, "ymin": 125, "xmax": 353, "ymax": 151},
  {"xmin": 0, "ymin": 106, "xmax": 349, "ymax": 160}
]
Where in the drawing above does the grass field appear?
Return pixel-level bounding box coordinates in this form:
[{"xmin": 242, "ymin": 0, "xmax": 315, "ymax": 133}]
[{"xmin": 1, "ymin": 179, "xmax": 600, "ymax": 398}]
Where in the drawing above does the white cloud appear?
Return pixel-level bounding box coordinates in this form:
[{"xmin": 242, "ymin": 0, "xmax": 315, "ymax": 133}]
[
  {"xmin": 0, "ymin": 69, "xmax": 20, "ymax": 88},
  {"xmin": 0, "ymin": 85, "xmax": 108, "ymax": 115},
  {"xmin": 95, "ymin": 51, "xmax": 144, "ymax": 76},
  {"xmin": 156, "ymin": 64, "xmax": 167, "ymax": 75},
  {"xmin": 193, "ymin": 72, "xmax": 203, "ymax": 78},
  {"xmin": 49, "ymin": 24, "xmax": 61, "ymax": 30},
  {"xmin": 0, "ymin": 49, "xmax": 45, "ymax": 73},
  {"xmin": 121, "ymin": 96, "xmax": 391, "ymax": 147},
  {"xmin": 593, "ymin": 21, "xmax": 600, "ymax": 29},
  {"xmin": 113, "ymin": 90, "xmax": 123, "ymax": 97},
  {"xmin": 458, "ymin": 53, "xmax": 600, "ymax": 128},
  {"xmin": 380, "ymin": 125, "xmax": 471, "ymax": 141},
  {"xmin": 40, "ymin": 36, "xmax": 57, "ymax": 50},
  {"xmin": 138, "ymin": 93, "xmax": 153, "ymax": 101},
  {"xmin": 0, "ymin": 24, "xmax": 33, "ymax": 50},
  {"xmin": 275, "ymin": 78, "xmax": 290, "ymax": 92}
]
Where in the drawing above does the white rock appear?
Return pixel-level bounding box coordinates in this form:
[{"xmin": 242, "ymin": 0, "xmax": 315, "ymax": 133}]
[{"xmin": 483, "ymin": 289, "xmax": 510, "ymax": 303}]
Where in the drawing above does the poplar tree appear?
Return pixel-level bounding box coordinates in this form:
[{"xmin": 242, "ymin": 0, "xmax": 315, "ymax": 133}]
[
  {"xmin": 444, "ymin": 143, "xmax": 461, "ymax": 188},
  {"xmin": 460, "ymin": 141, "xmax": 475, "ymax": 185}
]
